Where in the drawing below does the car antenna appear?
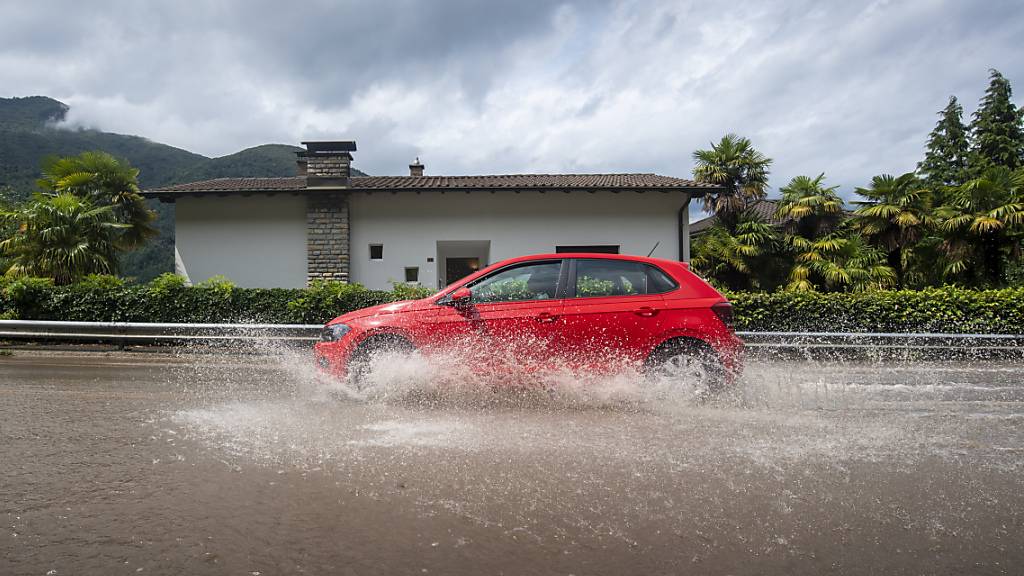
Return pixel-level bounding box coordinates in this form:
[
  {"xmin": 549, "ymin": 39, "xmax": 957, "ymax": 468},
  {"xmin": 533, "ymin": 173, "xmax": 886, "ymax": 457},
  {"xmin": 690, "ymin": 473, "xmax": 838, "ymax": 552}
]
[{"xmin": 647, "ymin": 242, "xmax": 660, "ymax": 257}]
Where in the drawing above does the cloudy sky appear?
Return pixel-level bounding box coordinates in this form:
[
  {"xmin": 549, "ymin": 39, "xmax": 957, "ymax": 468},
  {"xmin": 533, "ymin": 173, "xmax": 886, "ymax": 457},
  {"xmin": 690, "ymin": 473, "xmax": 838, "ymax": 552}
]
[{"xmin": 2, "ymin": 0, "xmax": 1022, "ymax": 201}]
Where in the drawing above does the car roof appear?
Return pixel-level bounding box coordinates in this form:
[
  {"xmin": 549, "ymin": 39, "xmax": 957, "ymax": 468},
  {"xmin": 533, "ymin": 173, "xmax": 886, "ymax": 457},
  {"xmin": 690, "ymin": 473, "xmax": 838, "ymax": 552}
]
[{"xmin": 502, "ymin": 252, "xmax": 688, "ymax": 268}]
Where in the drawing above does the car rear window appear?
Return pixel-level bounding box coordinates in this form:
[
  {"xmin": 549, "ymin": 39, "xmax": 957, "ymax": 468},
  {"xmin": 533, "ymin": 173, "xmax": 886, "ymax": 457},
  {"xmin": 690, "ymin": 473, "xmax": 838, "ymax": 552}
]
[{"xmin": 574, "ymin": 259, "xmax": 677, "ymax": 297}]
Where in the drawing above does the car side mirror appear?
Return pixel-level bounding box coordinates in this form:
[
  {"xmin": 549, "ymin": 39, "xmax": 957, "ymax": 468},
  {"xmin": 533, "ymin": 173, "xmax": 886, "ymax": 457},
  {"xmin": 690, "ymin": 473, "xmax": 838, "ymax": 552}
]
[{"xmin": 450, "ymin": 287, "xmax": 472, "ymax": 307}]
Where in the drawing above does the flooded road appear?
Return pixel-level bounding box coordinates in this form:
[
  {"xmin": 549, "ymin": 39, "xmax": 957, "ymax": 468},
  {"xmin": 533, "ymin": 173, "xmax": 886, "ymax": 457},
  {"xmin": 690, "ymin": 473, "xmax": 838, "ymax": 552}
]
[{"xmin": 2, "ymin": 350, "xmax": 1023, "ymax": 575}]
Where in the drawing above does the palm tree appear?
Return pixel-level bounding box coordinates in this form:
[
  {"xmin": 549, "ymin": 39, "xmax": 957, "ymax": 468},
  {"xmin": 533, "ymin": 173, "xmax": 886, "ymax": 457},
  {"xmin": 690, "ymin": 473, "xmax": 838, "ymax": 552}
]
[
  {"xmin": 0, "ymin": 193, "xmax": 127, "ymax": 284},
  {"xmin": 691, "ymin": 210, "xmax": 779, "ymax": 290},
  {"xmin": 692, "ymin": 134, "xmax": 772, "ymax": 233},
  {"xmin": 37, "ymin": 151, "xmax": 156, "ymax": 249},
  {"xmin": 937, "ymin": 166, "xmax": 1024, "ymax": 285},
  {"xmin": 775, "ymin": 174, "xmax": 844, "ymax": 239},
  {"xmin": 852, "ymin": 173, "xmax": 936, "ymax": 288},
  {"xmin": 786, "ymin": 233, "xmax": 896, "ymax": 292}
]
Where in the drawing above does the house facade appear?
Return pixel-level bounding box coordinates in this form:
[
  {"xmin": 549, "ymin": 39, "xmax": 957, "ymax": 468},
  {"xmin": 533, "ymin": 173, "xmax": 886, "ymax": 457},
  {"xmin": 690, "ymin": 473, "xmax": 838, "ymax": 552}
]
[{"xmin": 146, "ymin": 141, "xmax": 717, "ymax": 290}]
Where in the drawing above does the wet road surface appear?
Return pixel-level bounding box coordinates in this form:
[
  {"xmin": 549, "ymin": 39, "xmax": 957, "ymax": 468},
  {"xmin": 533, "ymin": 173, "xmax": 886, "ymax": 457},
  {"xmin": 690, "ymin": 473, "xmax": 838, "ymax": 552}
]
[{"xmin": 1, "ymin": 350, "xmax": 1023, "ymax": 575}]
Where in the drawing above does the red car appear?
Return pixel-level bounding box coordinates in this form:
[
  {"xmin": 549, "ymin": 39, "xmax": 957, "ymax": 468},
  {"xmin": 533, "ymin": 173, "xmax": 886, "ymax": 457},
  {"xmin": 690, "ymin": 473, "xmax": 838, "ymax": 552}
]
[{"xmin": 315, "ymin": 253, "xmax": 743, "ymax": 393}]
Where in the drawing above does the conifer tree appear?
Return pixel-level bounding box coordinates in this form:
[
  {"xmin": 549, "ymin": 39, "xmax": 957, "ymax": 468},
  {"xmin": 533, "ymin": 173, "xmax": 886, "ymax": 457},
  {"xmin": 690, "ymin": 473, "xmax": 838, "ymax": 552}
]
[
  {"xmin": 918, "ymin": 96, "xmax": 970, "ymax": 188},
  {"xmin": 969, "ymin": 69, "xmax": 1024, "ymax": 174}
]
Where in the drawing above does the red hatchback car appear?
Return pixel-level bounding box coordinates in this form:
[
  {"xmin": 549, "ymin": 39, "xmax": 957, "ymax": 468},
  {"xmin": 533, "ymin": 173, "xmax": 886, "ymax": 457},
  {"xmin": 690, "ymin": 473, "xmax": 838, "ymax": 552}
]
[{"xmin": 315, "ymin": 253, "xmax": 743, "ymax": 392}]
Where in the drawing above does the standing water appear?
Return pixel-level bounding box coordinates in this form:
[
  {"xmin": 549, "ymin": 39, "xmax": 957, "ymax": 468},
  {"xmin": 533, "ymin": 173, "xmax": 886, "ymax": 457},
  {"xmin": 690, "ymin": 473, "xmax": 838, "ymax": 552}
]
[{"xmin": 1, "ymin": 341, "xmax": 1022, "ymax": 575}]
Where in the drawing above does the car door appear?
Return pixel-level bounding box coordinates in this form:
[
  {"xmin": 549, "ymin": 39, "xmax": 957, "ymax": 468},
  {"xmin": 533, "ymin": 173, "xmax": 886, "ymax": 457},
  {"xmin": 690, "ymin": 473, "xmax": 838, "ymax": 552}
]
[
  {"xmin": 423, "ymin": 259, "xmax": 568, "ymax": 369},
  {"xmin": 558, "ymin": 258, "xmax": 675, "ymax": 369}
]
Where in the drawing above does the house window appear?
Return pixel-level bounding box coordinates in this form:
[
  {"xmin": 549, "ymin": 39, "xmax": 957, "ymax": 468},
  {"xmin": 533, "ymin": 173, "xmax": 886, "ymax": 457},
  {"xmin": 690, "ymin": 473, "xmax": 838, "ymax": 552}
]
[
  {"xmin": 404, "ymin": 267, "xmax": 419, "ymax": 283},
  {"xmin": 369, "ymin": 244, "xmax": 383, "ymax": 260},
  {"xmin": 556, "ymin": 245, "xmax": 619, "ymax": 254}
]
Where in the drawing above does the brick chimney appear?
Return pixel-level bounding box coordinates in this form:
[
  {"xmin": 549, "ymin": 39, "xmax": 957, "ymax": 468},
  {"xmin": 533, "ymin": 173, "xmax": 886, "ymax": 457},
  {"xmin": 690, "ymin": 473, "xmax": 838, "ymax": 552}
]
[
  {"xmin": 409, "ymin": 157, "xmax": 424, "ymax": 177},
  {"xmin": 302, "ymin": 140, "xmax": 357, "ymax": 188}
]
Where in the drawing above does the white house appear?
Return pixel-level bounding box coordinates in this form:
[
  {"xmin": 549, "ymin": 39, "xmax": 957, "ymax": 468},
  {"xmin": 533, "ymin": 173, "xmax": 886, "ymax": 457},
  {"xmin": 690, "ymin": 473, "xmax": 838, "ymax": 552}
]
[{"xmin": 146, "ymin": 141, "xmax": 718, "ymax": 290}]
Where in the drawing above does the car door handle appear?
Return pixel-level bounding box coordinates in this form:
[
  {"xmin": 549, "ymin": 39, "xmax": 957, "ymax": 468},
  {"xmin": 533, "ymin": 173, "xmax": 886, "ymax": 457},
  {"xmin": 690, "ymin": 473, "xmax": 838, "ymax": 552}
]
[
  {"xmin": 535, "ymin": 312, "xmax": 559, "ymax": 323},
  {"xmin": 633, "ymin": 307, "xmax": 658, "ymax": 317}
]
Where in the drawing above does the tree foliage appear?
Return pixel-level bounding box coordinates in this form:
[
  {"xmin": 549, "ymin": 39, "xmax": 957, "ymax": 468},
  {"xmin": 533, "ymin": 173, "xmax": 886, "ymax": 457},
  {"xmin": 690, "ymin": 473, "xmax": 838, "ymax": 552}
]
[
  {"xmin": 691, "ymin": 210, "xmax": 780, "ymax": 291},
  {"xmin": 852, "ymin": 173, "xmax": 936, "ymax": 288},
  {"xmin": 1, "ymin": 153, "xmax": 157, "ymax": 284},
  {"xmin": 693, "ymin": 69, "xmax": 1024, "ymax": 292},
  {"xmin": 37, "ymin": 151, "xmax": 156, "ymax": 249},
  {"xmin": 0, "ymin": 193, "xmax": 126, "ymax": 284},
  {"xmin": 937, "ymin": 166, "xmax": 1024, "ymax": 285},
  {"xmin": 918, "ymin": 96, "xmax": 971, "ymax": 188},
  {"xmin": 692, "ymin": 134, "xmax": 772, "ymax": 233},
  {"xmin": 969, "ymin": 69, "xmax": 1024, "ymax": 174}
]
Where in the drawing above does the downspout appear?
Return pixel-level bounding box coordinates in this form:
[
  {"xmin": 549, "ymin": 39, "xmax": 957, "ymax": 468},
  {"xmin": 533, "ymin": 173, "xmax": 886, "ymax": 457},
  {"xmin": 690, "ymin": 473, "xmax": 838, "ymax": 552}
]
[{"xmin": 678, "ymin": 192, "xmax": 691, "ymax": 263}]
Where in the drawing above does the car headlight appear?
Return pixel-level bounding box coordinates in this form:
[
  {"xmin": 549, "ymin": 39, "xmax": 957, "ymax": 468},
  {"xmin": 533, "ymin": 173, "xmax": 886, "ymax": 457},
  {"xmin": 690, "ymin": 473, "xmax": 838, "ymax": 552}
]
[{"xmin": 320, "ymin": 323, "xmax": 352, "ymax": 342}]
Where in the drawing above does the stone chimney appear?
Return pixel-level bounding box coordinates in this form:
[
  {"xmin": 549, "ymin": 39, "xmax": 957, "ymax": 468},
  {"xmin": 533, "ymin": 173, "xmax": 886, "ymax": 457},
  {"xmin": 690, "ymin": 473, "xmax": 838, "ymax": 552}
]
[
  {"xmin": 302, "ymin": 140, "xmax": 357, "ymax": 188},
  {"xmin": 409, "ymin": 157, "xmax": 424, "ymax": 177},
  {"xmin": 295, "ymin": 151, "xmax": 308, "ymax": 176}
]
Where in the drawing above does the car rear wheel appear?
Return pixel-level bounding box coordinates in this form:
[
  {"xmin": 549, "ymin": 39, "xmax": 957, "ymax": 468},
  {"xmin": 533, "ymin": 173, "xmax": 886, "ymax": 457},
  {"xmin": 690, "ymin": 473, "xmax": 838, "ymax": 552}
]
[
  {"xmin": 346, "ymin": 335, "xmax": 415, "ymax": 391},
  {"xmin": 645, "ymin": 339, "xmax": 724, "ymax": 401}
]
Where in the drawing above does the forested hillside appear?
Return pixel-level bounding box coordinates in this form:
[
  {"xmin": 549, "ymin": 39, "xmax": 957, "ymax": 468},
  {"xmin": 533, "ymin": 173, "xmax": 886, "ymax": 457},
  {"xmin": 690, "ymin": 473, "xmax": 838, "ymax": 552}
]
[{"xmin": 0, "ymin": 96, "xmax": 362, "ymax": 280}]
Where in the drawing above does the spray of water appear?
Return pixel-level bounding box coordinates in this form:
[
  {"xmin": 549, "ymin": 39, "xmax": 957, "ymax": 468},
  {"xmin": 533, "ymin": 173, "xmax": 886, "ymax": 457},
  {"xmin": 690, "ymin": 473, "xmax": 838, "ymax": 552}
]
[{"xmin": 162, "ymin": 328, "xmax": 1024, "ymax": 478}]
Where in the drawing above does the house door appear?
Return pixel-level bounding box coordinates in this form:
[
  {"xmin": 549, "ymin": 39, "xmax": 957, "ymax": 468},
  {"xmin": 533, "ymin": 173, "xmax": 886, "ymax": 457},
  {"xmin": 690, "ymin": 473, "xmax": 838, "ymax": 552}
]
[
  {"xmin": 436, "ymin": 240, "xmax": 490, "ymax": 288},
  {"xmin": 445, "ymin": 257, "xmax": 480, "ymax": 286}
]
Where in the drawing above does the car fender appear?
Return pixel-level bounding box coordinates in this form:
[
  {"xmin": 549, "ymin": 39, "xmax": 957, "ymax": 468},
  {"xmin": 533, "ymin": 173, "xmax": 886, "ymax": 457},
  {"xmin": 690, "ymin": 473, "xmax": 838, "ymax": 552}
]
[{"xmin": 648, "ymin": 326, "xmax": 717, "ymax": 356}]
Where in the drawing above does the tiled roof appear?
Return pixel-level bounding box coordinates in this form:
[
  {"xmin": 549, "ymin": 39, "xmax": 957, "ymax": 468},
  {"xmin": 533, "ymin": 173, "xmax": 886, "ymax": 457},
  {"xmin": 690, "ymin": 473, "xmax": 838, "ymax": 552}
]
[
  {"xmin": 689, "ymin": 199, "xmax": 854, "ymax": 235},
  {"xmin": 351, "ymin": 173, "xmax": 718, "ymax": 190},
  {"xmin": 689, "ymin": 199, "xmax": 784, "ymax": 234},
  {"xmin": 146, "ymin": 173, "xmax": 718, "ymax": 195},
  {"xmin": 148, "ymin": 177, "xmax": 308, "ymax": 193}
]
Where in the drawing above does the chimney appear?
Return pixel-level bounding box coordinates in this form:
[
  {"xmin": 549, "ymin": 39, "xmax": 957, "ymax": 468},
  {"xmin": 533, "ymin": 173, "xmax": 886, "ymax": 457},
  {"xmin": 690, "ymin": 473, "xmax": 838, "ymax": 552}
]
[
  {"xmin": 295, "ymin": 151, "xmax": 307, "ymax": 176},
  {"xmin": 302, "ymin": 140, "xmax": 357, "ymax": 188},
  {"xmin": 409, "ymin": 157, "xmax": 424, "ymax": 177}
]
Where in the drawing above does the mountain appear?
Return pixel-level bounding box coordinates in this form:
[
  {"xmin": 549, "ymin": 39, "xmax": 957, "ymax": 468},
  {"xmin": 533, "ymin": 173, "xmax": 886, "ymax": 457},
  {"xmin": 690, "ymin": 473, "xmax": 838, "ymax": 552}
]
[{"xmin": 0, "ymin": 96, "xmax": 365, "ymax": 281}]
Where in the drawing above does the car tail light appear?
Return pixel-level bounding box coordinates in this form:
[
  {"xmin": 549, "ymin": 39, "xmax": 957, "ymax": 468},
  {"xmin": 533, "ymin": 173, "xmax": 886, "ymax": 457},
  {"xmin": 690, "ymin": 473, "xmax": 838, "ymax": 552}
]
[{"xmin": 711, "ymin": 302, "xmax": 735, "ymax": 331}]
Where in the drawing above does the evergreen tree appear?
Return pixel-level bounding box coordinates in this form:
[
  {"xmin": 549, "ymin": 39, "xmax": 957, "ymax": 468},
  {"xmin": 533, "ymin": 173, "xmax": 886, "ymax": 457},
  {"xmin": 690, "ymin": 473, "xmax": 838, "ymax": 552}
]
[
  {"xmin": 969, "ymin": 69, "xmax": 1024, "ymax": 174},
  {"xmin": 918, "ymin": 96, "xmax": 970, "ymax": 188}
]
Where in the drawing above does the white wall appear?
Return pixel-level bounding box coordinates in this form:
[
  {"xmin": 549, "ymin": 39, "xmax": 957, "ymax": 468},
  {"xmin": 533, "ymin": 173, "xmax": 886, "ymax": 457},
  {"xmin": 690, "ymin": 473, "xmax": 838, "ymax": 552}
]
[
  {"xmin": 175, "ymin": 195, "xmax": 308, "ymax": 288},
  {"xmin": 349, "ymin": 191, "xmax": 688, "ymax": 290}
]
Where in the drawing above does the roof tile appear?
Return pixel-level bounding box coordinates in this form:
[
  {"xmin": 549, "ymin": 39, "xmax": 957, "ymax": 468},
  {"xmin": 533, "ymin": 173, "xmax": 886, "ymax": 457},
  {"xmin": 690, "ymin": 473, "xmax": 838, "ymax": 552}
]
[{"xmin": 146, "ymin": 174, "xmax": 719, "ymax": 195}]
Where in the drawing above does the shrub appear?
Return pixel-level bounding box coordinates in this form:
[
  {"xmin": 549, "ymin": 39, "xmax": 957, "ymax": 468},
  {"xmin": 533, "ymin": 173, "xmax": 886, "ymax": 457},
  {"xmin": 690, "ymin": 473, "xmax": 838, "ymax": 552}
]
[
  {"xmin": 77, "ymin": 274, "xmax": 127, "ymax": 290},
  {"xmin": 725, "ymin": 286, "xmax": 1024, "ymax": 333},
  {"xmin": 0, "ymin": 279, "xmax": 1020, "ymax": 334}
]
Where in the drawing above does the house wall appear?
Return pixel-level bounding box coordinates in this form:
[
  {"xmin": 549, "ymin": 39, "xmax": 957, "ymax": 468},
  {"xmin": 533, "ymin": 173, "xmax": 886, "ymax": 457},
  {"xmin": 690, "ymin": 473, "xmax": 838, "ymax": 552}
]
[
  {"xmin": 348, "ymin": 190, "xmax": 689, "ymax": 291},
  {"xmin": 175, "ymin": 195, "xmax": 308, "ymax": 288}
]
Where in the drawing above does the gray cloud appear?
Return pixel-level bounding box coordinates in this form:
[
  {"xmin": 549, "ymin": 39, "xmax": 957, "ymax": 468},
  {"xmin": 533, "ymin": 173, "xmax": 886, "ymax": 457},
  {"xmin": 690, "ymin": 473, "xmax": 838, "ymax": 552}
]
[{"xmin": 1, "ymin": 0, "xmax": 1022, "ymax": 208}]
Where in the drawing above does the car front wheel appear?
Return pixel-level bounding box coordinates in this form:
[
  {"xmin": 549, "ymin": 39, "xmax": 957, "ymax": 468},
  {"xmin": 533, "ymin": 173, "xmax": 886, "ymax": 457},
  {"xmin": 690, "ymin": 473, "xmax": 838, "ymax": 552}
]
[{"xmin": 346, "ymin": 335, "xmax": 415, "ymax": 391}]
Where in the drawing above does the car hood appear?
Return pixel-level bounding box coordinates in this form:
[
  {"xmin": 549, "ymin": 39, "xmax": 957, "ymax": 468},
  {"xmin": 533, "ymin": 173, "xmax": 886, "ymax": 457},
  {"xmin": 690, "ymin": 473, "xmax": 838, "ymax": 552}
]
[{"xmin": 329, "ymin": 298, "xmax": 427, "ymax": 324}]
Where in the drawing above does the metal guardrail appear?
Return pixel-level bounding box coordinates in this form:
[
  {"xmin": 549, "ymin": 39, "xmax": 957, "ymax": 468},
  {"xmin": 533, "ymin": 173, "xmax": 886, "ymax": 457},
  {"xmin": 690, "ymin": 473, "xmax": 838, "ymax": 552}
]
[
  {"xmin": 0, "ymin": 320, "xmax": 320, "ymax": 344},
  {"xmin": 736, "ymin": 331, "xmax": 1024, "ymax": 351},
  {"xmin": 0, "ymin": 321, "xmax": 1020, "ymax": 350}
]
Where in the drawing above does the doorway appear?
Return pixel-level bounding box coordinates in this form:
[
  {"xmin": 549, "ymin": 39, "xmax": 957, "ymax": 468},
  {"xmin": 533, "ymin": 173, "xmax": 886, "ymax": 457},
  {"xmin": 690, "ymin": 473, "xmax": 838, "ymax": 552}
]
[
  {"xmin": 445, "ymin": 257, "xmax": 480, "ymax": 286},
  {"xmin": 436, "ymin": 240, "xmax": 490, "ymax": 288}
]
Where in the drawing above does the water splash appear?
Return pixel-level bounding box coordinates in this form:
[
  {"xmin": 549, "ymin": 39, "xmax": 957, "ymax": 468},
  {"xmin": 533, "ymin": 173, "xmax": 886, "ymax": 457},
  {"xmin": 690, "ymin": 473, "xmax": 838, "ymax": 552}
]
[{"xmin": 163, "ymin": 330, "xmax": 1024, "ymax": 478}]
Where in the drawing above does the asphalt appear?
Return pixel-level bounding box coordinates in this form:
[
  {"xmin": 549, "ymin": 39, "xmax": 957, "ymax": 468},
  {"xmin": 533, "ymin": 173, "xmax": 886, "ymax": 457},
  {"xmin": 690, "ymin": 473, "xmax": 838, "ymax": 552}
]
[{"xmin": 1, "ymin": 349, "xmax": 1022, "ymax": 575}]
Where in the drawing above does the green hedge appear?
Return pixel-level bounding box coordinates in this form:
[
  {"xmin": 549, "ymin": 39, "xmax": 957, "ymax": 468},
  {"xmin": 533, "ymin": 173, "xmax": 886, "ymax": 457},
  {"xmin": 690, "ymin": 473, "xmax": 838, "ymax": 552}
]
[
  {"xmin": 0, "ymin": 275, "xmax": 1020, "ymax": 333},
  {"xmin": 0, "ymin": 275, "xmax": 434, "ymax": 325},
  {"xmin": 726, "ymin": 287, "xmax": 1024, "ymax": 333}
]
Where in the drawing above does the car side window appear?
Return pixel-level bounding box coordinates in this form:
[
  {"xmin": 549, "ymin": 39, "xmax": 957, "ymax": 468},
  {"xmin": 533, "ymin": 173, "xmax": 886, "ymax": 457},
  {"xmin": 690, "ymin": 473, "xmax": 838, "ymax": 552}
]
[
  {"xmin": 574, "ymin": 260, "xmax": 677, "ymax": 297},
  {"xmin": 469, "ymin": 261, "xmax": 562, "ymax": 303}
]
